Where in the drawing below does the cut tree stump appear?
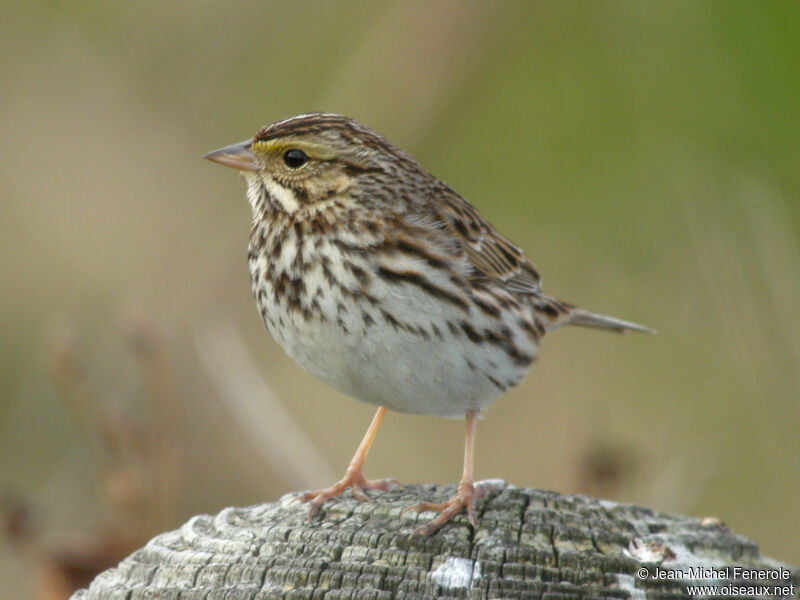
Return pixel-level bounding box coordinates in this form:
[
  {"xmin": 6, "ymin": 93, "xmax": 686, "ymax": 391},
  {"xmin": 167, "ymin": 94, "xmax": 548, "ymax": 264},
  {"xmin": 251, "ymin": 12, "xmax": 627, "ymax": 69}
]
[{"xmin": 72, "ymin": 482, "xmax": 797, "ymax": 599}]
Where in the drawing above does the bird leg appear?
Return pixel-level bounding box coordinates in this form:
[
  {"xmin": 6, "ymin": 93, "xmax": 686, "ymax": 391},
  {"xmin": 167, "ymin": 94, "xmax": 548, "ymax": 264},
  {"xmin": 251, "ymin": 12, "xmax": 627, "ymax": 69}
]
[
  {"xmin": 404, "ymin": 409, "xmax": 483, "ymax": 535},
  {"xmin": 297, "ymin": 406, "xmax": 398, "ymax": 520}
]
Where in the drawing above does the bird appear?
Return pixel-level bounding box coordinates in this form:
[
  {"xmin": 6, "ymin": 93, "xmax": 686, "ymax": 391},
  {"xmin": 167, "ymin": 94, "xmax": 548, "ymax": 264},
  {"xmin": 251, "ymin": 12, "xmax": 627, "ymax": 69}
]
[{"xmin": 204, "ymin": 113, "xmax": 650, "ymax": 535}]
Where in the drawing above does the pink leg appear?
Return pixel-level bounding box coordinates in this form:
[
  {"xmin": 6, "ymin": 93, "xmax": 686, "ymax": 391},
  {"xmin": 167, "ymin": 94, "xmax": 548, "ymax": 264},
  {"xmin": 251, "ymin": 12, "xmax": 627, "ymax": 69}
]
[
  {"xmin": 297, "ymin": 406, "xmax": 399, "ymax": 520},
  {"xmin": 404, "ymin": 409, "xmax": 482, "ymax": 535}
]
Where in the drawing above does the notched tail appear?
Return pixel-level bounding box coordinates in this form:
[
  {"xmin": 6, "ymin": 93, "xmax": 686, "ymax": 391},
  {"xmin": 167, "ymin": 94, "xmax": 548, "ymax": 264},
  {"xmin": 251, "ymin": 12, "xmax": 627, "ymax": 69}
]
[{"xmin": 567, "ymin": 308, "xmax": 655, "ymax": 334}]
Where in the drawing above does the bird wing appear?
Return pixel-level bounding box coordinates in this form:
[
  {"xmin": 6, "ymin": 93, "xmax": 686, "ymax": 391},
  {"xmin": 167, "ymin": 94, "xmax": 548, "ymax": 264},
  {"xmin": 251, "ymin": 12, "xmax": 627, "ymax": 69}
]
[{"xmin": 416, "ymin": 183, "xmax": 542, "ymax": 293}]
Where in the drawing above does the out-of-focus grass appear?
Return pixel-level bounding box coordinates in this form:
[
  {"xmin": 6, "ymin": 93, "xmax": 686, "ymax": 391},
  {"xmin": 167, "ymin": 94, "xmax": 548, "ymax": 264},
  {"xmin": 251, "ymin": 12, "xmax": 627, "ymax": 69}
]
[{"xmin": 2, "ymin": 2, "xmax": 799, "ymax": 596}]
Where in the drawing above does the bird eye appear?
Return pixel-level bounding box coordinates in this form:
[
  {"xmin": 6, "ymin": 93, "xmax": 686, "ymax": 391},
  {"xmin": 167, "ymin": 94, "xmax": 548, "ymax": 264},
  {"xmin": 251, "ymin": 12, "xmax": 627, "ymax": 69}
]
[{"xmin": 283, "ymin": 149, "xmax": 308, "ymax": 169}]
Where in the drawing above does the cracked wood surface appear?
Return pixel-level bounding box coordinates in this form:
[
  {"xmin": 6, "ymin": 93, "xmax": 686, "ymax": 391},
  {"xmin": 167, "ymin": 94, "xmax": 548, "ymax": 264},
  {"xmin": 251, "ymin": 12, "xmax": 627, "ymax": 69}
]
[{"xmin": 72, "ymin": 482, "xmax": 797, "ymax": 599}]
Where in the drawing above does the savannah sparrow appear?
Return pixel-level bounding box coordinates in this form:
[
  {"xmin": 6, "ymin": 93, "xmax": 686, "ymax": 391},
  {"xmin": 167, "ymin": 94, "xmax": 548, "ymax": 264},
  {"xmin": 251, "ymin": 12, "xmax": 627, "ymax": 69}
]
[{"xmin": 205, "ymin": 113, "xmax": 650, "ymax": 535}]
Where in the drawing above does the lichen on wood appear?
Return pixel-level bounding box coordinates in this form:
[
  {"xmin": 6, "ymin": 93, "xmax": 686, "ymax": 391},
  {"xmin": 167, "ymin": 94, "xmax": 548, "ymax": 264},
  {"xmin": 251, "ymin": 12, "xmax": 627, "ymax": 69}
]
[{"xmin": 72, "ymin": 482, "xmax": 798, "ymax": 599}]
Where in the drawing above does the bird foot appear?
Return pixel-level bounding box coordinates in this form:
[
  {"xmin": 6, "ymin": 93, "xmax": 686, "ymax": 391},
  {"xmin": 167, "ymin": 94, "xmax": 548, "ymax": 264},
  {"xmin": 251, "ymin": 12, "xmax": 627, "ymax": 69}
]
[
  {"xmin": 403, "ymin": 480, "xmax": 486, "ymax": 536},
  {"xmin": 295, "ymin": 469, "xmax": 400, "ymax": 521}
]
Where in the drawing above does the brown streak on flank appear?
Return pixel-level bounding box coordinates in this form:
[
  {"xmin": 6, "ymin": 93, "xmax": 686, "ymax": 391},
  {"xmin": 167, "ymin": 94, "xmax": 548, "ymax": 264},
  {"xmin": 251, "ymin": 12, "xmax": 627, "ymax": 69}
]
[
  {"xmin": 301, "ymin": 305, "xmax": 313, "ymax": 322},
  {"xmin": 474, "ymin": 323, "xmax": 534, "ymax": 368},
  {"xmin": 447, "ymin": 321, "xmax": 460, "ymax": 336},
  {"xmin": 377, "ymin": 267, "xmax": 469, "ymax": 312},
  {"xmin": 336, "ymin": 316, "xmax": 349, "ymax": 334},
  {"xmin": 381, "ymin": 310, "xmax": 401, "ymax": 332},
  {"xmin": 482, "ymin": 328, "xmax": 504, "ymax": 346},
  {"xmin": 332, "ymin": 239, "xmax": 367, "ymax": 255},
  {"xmin": 450, "ymin": 275, "xmax": 469, "ymax": 290},
  {"xmin": 273, "ymin": 272, "xmax": 287, "ymax": 297},
  {"xmin": 292, "ymin": 221, "xmax": 303, "ymax": 242},
  {"xmin": 338, "ymin": 283, "xmax": 379, "ymax": 306},
  {"xmin": 321, "ymin": 260, "xmax": 336, "ymax": 287},
  {"xmin": 308, "ymin": 217, "xmax": 324, "ymax": 235},
  {"xmin": 289, "ymin": 278, "xmax": 306, "ymax": 298},
  {"xmin": 394, "ymin": 238, "xmax": 450, "ymax": 270},
  {"xmin": 349, "ymin": 264, "xmax": 371, "ymax": 285},
  {"xmin": 472, "ymin": 295, "xmax": 501, "ymax": 318},
  {"xmin": 518, "ymin": 318, "xmax": 541, "ymax": 340},
  {"xmin": 485, "ymin": 373, "xmax": 507, "ymax": 392},
  {"xmin": 293, "ymin": 250, "xmax": 306, "ymax": 272},
  {"xmin": 507, "ymin": 347, "xmax": 534, "ymax": 368},
  {"xmin": 375, "ymin": 313, "xmax": 430, "ymax": 340},
  {"xmin": 534, "ymin": 320, "xmax": 546, "ymax": 336},
  {"xmin": 489, "ymin": 291, "xmax": 514, "ymax": 310},
  {"xmin": 539, "ymin": 303, "xmax": 559, "ymax": 319},
  {"xmin": 286, "ymin": 294, "xmax": 301, "ymax": 315},
  {"xmin": 460, "ymin": 321, "xmax": 484, "ymax": 344}
]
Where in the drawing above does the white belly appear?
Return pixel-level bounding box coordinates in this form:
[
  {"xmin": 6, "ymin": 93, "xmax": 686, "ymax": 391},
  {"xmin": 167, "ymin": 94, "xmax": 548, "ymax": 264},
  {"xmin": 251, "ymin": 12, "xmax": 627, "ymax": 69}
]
[
  {"xmin": 253, "ymin": 260, "xmax": 536, "ymax": 417},
  {"xmin": 271, "ymin": 309, "xmax": 504, "ymax": 417}
]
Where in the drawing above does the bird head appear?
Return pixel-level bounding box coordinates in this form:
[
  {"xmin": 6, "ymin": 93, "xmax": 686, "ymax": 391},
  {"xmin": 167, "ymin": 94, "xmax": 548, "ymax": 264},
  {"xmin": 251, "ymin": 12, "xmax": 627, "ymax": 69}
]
[{"xmin": 204, "ymin": 113, "xmax": 415, "ymax": 215}]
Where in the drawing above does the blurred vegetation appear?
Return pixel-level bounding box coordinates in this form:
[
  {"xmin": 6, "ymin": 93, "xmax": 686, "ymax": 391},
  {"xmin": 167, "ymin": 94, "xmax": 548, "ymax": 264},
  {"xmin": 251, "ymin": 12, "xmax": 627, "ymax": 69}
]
[{"xmin": 1, "ymin": 1, "xmax": 798, "ymax": 596}]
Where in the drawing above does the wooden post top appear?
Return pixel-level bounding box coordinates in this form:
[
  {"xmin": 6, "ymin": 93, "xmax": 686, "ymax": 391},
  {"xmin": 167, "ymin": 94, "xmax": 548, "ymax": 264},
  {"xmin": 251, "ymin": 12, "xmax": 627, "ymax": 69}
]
[{"xmin": 73, "ymin": 482, "xmax": 798, "ymax": 599}]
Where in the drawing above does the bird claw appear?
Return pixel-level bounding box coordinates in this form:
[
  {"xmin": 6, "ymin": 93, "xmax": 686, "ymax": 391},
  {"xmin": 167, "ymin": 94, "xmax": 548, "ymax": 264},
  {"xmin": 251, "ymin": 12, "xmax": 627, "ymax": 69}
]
[
  {"xmin": 404, "ymin": 481, "xmax": 482, "ymax": 536},
  {"xmin": 296, "ymin": 473, "xmax": 401, "ymax": 521}
]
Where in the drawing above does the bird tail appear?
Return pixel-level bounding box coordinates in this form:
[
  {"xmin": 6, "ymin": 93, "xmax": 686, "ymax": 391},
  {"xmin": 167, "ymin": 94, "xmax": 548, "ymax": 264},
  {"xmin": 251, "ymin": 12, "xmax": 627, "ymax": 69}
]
[
  {"xmin": 531, "ymin": 294, "xmax": 654, "ymax": 334},
  {"xmin": 566, "ymin": 307, "xmax": 654, "ymax": 334}
]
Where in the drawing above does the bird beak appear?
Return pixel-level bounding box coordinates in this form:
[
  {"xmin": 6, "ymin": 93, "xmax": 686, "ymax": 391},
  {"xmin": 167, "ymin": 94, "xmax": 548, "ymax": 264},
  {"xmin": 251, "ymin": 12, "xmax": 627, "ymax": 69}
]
[{"xmin": 203, "ymin": 140, "xmax": 260, "ymax": 171}]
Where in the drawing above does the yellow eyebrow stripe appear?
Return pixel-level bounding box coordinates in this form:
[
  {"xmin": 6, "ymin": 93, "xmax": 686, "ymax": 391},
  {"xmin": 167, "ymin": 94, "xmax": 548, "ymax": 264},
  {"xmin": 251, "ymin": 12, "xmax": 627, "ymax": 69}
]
[{"xmin": 251, "ymin": 139, "xmax": 335, "ymax": 160}]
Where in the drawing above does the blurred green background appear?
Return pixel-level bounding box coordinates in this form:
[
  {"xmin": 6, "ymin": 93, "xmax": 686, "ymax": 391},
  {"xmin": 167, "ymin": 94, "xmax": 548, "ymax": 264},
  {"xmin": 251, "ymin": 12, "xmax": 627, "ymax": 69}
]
[{"xmin": 2, "ymin": 1, "xmax": 799, "ymax": 596}]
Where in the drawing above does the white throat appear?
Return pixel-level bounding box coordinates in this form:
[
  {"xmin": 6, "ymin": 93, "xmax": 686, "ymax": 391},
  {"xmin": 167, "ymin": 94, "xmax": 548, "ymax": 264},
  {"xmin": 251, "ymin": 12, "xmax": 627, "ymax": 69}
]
[{"xmin": 243, "ymin": 172, "xmax": 301, "ymax": 215}]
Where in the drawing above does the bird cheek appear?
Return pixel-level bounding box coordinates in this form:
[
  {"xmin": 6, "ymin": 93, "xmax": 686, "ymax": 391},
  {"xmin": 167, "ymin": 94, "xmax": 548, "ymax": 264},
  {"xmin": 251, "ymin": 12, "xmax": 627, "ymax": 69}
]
[{"xmin": 331, "ymin": 173, "xmax": 352, "ymax": 195}]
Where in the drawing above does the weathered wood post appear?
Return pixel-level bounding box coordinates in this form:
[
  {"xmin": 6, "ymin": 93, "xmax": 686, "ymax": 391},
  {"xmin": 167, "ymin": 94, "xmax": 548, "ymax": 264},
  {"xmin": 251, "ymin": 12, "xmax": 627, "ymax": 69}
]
[{"xmin": 72, "ymin": 483, "xmax": 797, "ymax": 599}]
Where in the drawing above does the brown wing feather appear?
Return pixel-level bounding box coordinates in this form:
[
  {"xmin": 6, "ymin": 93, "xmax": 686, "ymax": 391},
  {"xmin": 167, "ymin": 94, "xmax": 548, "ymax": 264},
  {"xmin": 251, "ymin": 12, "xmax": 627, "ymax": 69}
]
[{"xmin": 426, "ymin": 184, "xmax": 542, "ymax": 293}]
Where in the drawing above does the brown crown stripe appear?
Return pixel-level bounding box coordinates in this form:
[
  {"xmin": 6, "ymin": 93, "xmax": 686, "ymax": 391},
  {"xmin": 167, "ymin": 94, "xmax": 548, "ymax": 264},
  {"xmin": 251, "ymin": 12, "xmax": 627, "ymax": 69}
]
[
  {"xmin": 255, "ymin": 115, "xmax": 395, "ymax": 153},
  {"xmin": 254, "ymin": 115, "xmax": 351, "ymax": 140},
  {"xmin": 376, "ymin": 267, "xmax": 469, "ymax": 312}
]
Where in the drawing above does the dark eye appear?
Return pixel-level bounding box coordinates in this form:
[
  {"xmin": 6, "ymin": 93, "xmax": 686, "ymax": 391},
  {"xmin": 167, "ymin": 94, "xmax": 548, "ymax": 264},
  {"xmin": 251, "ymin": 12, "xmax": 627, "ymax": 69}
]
[{"xmin": 283, "ymin": 149, "xmax": 308, "ymax": 169}]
